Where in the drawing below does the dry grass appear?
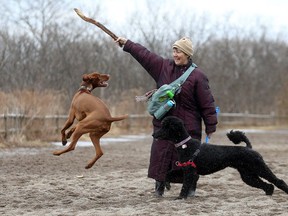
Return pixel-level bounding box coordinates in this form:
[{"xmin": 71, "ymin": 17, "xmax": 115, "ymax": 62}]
[
  {"xmin": 0, "ymin": 90, "xmax": 66, "ymax": 115},
  {"xmin": 0, "ymin": 89, "xmax": 149, "ymax": 147},
  {"xmin": 0, "ymin": 89, "xmax": 287, "ymax": 148}
]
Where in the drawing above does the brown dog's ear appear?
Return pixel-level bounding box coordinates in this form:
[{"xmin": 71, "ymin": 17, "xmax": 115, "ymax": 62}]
[{"xmin": 82, "ymin": 74, "xmax": 90, "ymax": 82}]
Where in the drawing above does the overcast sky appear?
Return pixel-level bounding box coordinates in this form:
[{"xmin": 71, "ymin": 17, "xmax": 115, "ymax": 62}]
[
  {"xmin": 71, "ymin": 0, "xmax": 288, "ymax": 34},
  {"xmin": 1, "ymin": 0, "xmax": 287, "ymax": 40}
]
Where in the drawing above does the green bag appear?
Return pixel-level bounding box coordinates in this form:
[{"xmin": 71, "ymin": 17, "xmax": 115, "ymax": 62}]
[{"xmin": 147, "ymin": 63, "xmax": 197, "ymax": 119}]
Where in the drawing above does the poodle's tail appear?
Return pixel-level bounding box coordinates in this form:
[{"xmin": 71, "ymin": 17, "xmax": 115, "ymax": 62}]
[{"xmin": 226, "ymin": 130, "xmax": 252, "ymax": 148}]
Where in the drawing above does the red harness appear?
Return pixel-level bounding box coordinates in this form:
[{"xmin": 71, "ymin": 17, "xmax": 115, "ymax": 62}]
[
  {"xmin": 175, "ymin": 160, "xmax": 197, "ymax": 168},
  {"xmin": 174, "ymin": 138, "xmax": 199, "ymax": 169}
]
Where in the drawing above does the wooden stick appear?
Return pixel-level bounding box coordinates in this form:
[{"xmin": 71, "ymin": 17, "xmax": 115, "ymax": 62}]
[{"xmin": 74, "ymin": 8, "xmax": 118, "ymax": 40}]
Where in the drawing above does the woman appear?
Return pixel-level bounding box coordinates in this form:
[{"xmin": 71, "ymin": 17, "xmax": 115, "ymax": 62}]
[{"xmin": 116, "ymin": 37, "xmax": 218, "ymax": 196}]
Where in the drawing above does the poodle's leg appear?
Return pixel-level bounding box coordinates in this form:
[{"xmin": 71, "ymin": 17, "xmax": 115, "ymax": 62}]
[
  {"xmin": 258, "ymin": 164, "xmax": 288, "ymax": 194},
  {"xmin": 238, "ymin": 169, "xmax": 274, "ymax": 195},
  {"xmin": 166, "ymin": 170, "xmax": 183, "ymax": 183},
  {"xmin": 188, "ymin": 173, "xmax": 199, "ymax": 197},
  {"xmin": 177, "ymin": 168, "xmax": 197, "ymax": 199}
]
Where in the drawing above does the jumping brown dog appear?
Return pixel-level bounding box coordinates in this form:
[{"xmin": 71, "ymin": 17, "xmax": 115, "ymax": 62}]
[{"xmin": 53, "ymin": 72, "xmax": 128, "ymax": 169}]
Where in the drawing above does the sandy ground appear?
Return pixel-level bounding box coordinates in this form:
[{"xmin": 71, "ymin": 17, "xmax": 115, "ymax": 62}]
[{"xmin": 0, "ymin": 128, "xmax": 288, "ymax": 216}]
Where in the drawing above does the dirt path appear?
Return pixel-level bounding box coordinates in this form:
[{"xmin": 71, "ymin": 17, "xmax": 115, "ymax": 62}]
[{"xmin": 0, "ymin": 129, "xmax": 288, "ymax": 215}]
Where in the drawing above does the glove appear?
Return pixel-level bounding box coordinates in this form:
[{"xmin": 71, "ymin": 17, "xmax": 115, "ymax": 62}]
[{"xmin": 116, "ymin": 37, "xmax": 127, "ymax": 47}]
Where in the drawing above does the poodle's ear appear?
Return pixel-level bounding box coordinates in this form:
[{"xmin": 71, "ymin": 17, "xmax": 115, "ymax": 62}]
[
  {"xmin": 162, "ymin": 117, "xmax": 184, "ymax": 132},
  {"xmin": 171, "ymin": 120, "xmax": 184, "ymax": 132}
]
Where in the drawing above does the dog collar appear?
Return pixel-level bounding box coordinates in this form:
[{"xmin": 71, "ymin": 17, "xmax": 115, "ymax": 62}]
[
  {"xmin": 78, "ymin": 85, "xmax": 92, "ymax": 93},
  {"xmin": 174, "ymin": 136, "xmax": 192, "ymax": 148}
]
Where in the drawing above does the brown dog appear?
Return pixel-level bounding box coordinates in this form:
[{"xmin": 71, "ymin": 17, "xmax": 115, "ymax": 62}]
[{"xmin": 53, "ymin": 72, "xmax": 128, "ymax": 169}]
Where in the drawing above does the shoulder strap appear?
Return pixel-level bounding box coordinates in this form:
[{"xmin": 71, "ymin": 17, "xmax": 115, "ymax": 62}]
[{"xmin": 170, "ymin": 63, "xmax": 197, "ymax": 87}]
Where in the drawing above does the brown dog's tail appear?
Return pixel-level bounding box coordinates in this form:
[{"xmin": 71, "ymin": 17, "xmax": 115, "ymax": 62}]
[
  {"xmin": 226, "ymin": 130, "xmax": 252, "ymax": 148},
  {"xmin": 109, "ymin": 114, "xmax": 129, "ymax": 122}
]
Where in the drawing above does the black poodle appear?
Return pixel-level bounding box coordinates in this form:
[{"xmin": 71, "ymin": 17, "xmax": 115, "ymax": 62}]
[{"xmin": 153, "ymin": 116, "xmax": 288, "ymax": 199}]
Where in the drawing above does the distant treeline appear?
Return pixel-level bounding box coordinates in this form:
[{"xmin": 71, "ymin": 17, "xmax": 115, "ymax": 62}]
[{"xmin": 1, "ymin": 0, "xmax": 287, "ymax": 117}]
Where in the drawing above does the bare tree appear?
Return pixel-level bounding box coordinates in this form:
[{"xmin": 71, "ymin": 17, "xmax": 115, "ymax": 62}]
[{"xmin": 0, "ymin": 0, "xmax": 287, "ymax": 117}]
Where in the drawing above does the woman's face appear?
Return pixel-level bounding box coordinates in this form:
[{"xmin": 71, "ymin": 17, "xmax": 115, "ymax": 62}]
[{"xmin": 173, "ymin": 48, "xmax": 189, "ymax": 66}]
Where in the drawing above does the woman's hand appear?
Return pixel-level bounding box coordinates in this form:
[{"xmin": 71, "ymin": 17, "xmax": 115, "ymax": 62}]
[{"xmin": 115, "ymin": 37, "xmax": 127, "ymax": 47}]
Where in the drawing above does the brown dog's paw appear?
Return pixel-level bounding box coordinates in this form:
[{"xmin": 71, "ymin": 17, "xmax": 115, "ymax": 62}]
[
  {"xmin": 85, "ymin": 164, "xmax": 92, "ymax": 169},
  {"xmin": 85, "ymin": 161, "xmax": 95, "ymax": 169},
  {"xmin": 53, "ymin": 151, "xmax": 61, "ymax": 156}
]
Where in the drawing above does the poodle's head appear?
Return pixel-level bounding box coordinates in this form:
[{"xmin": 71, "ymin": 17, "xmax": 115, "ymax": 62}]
[{"xmin": 152, "ymin": 116, "xmax": 188, "ymax": 143}]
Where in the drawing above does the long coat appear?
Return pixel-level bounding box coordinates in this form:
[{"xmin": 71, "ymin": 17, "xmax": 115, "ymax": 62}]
[{"xmin": 123, "ymin": 40, "xmax": 218, "ymax": 182}]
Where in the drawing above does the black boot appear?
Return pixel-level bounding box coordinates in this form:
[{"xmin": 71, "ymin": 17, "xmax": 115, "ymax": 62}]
[
  {"xmin": 165, "ymin": 181, "xmax": 171, "ymax": 191},
  {"xmin": 155, "ymin": 181, "xmax": 165, "ymax": 197}
]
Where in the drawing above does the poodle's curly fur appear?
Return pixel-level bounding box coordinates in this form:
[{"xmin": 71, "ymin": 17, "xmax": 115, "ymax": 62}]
[{"xmin": 153, "ymin": 116, "xmax": 288, "ymax": 199}]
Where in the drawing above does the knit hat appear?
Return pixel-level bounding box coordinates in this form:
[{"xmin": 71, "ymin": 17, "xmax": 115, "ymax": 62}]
[{"xmin": 172, "ymin": 37, "xmax": 193, "ymax": 57}]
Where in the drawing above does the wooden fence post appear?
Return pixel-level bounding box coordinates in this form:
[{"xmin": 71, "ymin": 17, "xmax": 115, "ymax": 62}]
[{"xmin": 4, "ymin": 114, "xmax": 7, "ymax": 139}]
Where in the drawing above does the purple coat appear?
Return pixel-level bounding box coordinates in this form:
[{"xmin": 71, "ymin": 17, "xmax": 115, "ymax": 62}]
[{"xmin": 123, "ymin": 40, "xmax": 218, "ymax": 182}]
